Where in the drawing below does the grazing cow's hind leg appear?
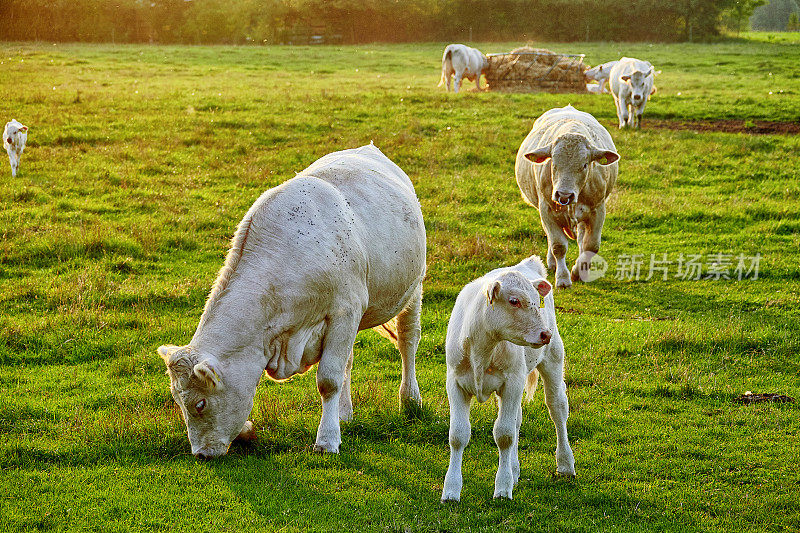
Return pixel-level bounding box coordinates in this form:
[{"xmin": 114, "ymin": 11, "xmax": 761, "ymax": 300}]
[
  {"xmin": 442, "ymin": 378, "xmax": 471, "ymax": 502},
  {"xmin": 396, "ymin": 283, "xmax": 423, "ymax": 406},
  {"xmin": 454, "ymin": 72, "xmax": 463, "ymax": 93}
]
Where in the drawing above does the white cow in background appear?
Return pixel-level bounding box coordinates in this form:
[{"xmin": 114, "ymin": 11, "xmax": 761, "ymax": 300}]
[
  {"xmin": 515, "ymin": 105, "xmax": 620, "ymax": 288},
  {"xmin": 609, "ymin": 57, "xmax": 657, "ymax": 129},
  {"xmin": 4, "ymin": 119, "xmax": 28, "ymax": 177},
  {"xmin": 584, "ymin": 60, "xmax": 619, "ymax": 94},
  {"xmin": 158, "ymin": 144, "xmax": 426, "ymax": 459},
  {"xmin": 441, "ymin": 255, "xmax": 574, "ymax": 501},
  {"xmin": 438, "ymin": 44, "xmax": 488, "ymax": 93}
]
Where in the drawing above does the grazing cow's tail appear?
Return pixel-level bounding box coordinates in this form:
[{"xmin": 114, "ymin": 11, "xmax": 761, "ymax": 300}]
[
  {"xmin": 373, "ymin": 317, "xmax": 399, "ymax": 347},
  {"xmin": 438, "ymin": 47, "xmax": 452, "ymax": 87},
  {"xmin": 524, "ymin": 368, "xmax": 539, "ymax": 402}
]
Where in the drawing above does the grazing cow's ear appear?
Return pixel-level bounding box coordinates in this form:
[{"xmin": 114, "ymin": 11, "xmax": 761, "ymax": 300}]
[
  {"xmin": 591, "ymin": 149, "xmax": 619, "ymax": 166},
  {"xmin": 158, "ymin": 344, "xmax": 181, "ymax": 365},
  {"xmin": 194, "ymin": 359, "xmax": 223, "ymax": 390},
  {"xmin": 534, "ymin": 279, "xmax": 552, "ymax": 298},
  {"xmin": 621, "ymin": 75, "xmax": 631, "ymax": 82},
  {"xmin": 486, "ymin": 281, "xmax": 501, "ymax": 306},
  {"xmin": 524, "ymin": 146, "xmax": 551, "ymax": 164}
]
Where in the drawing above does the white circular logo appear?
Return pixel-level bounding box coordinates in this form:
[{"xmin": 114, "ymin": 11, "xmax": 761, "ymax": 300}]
[{"xmin": 577, "ymin": 252, "xmax": 608, "ymax": 282}]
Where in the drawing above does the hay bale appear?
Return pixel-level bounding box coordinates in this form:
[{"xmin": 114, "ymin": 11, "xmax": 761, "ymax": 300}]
[{"xmin": 486, "ymin": 48, "xmax": 588, "ymax": 93}]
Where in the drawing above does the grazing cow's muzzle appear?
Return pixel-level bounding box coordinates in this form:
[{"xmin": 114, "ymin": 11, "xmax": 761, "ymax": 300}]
[{"xmin": 554, "ymin": 191, "xmax": 575, "ymax": 206}]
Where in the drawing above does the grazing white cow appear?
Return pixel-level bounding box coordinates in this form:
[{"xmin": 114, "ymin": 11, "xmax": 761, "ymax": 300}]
[
  {"xmin": 4, "ymin": 119, "xmax": 28, "ymax": 177},
  {"xmin": 437, "ymin": 44, "xmax": 488, "ymax": 93},
  {"xmin": 609, "ymin": 57, "xmax": 657, "ymax": 129},
  {"xmin": 158, "ymin": 144, "xmax": 426, "ymax": 459},
  {"xmin": 441, "ymin": 256, "xmax": 574, "ymax": 501},
  {"xmin": 515, "ymin": 105, "xmax": 620, "ymax": 288},
  {"xmin": 584, "ymin": 60, "xmax": 618, "ymax": 94}
]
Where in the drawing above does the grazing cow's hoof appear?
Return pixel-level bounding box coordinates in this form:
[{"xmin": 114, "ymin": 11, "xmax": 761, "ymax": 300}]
[{"xmin": 313, "ymin": 442, "xmax": 340, "ymax": 454}]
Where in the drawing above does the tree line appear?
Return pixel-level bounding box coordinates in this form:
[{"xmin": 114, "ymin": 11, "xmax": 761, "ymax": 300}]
[{"xmin": 0, "ymin": 0, "xmax": 768, "ymax": 44}]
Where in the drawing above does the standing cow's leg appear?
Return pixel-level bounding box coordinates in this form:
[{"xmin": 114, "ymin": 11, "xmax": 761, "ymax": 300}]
[
  {"xmin": 627, "ymin": 103, "xmax": 636, "ymax": 128},
  {"xmin": 339, "ymin": 349, "xmax": 354, "ymax": 422},
  {"xmin": 571, "ymin": 205, "xmax": 605, "ymax": 282},
  {"xmin": 613, "ymin": 94, "xmax": 627, "ymax": 129},
  {"xmin": 454, "ymin": 71, "xmax": 463, "ymax": 93},
  {"xmin": 442, "ymin": 377, "xmax": 472, "ymax": 502},
  {"xmin": 314, "ymin": 310, "xmax": 361, "ymax": 453},
  {"xmin": 540, "ymin": 202, "xmax": 572, "ymax": 288},
  {"xmin": 396, "ymin": 282, "xmax": 422, "ymax": 406},
  {"xmin": 547, "ymin": 248, "xmax": 556, "ymax": 271},
  {"xmin": 493, "ymin": 380, "xmax": 524, "ymax": 499},
  {"xmin": 537, "ymin": 342, "xmax": 575, "ymax": 476}
]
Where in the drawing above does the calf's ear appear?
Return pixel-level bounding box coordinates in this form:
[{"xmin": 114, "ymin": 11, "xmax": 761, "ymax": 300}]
[
  {"xmin": 524, "ymin": 145, "xmax": 552, "ymax": 164},
  {"xmin": 194, "ymin": 359, "xmax": 223, "ymax": 390},
  {"xmin": 534, "ymin": 279, "xmax": 552, "ymax": 298},
  {"xmin": 485, "ymin": 281, "xmax": 501, "ymax": 305},
  {"xmin": 591, "ymin": 149, "xmax": 619, "ymax": 166}
]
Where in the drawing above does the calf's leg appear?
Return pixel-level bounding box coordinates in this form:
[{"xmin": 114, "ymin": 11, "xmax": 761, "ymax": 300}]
[
  {"xmin": 537, "ymin": 342, "xmax": 575, "ymax": 476},
  {"xmin": 493, "ymin": 382, "xmax": 524, "ymax": 499},
  {"xmin": 442, "ymin": 378, "xmax": 471, "ymax": 502}
]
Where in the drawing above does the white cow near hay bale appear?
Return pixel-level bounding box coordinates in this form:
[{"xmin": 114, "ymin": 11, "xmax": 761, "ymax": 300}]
[
  {"xmin": 583, "ymin": 60, "xmax": 619, "ymax": 93},
  {"xmin": 4, "ymin": 119, "xmax": 28, "ymax": 177},
  {"xmin": 609, "ymin": 57, "xmax": 657, "ymax": 129},
  {"xmin": 438, "ymin": 44, "xmax": 488, "ymax": 93}
]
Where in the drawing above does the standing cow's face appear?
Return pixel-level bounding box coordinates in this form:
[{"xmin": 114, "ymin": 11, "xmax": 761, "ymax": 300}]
[
  {"xmin": 524, "ymin": 134, "xmax": 619, "ymax": 206},
  {"xmin": 621, "ymin": 68, "xmax": 653, "ymax": 105},
  {"xmin": 158, "ymin": 345, "xmax": 254, "ymax": 459},
  {"xmin": 486, "ymin": 272, "xmax": 553, "ymax": 348}
]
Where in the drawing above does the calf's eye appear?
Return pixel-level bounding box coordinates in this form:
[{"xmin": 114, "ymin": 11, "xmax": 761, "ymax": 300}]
[
  {"xmin": 509, "ymin": 297, "xmax": 521, "ymax": 308},
  {"xmin": 195, "ymin": 399, "xmax": 206, "ymax": 413}
]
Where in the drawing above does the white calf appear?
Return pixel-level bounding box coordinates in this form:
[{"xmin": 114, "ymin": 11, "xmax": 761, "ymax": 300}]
[
  {"xmin": 437, "ymin": 44, "xmax": 488, "ymax": 93},
  {"xmin": 4, "ymin": 119, "xmax": 28, "ymax": 177},
  {"xmin": 441, "ymin": 256, "xmax": 574, "ymax": 501}
]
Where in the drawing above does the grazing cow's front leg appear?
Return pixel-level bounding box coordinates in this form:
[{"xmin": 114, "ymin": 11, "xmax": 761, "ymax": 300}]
[
  {"xmin": 538, "ymin": 342, "xmax": 575, "ymax": 476},
  {"xmin": 442, "ymin": 377, "xmax": 471, "ymax": 502},
  {"xmin": 314, "ymin": 311, "xmax": 361, "ymax": 453},
  {"xmin": 540, "ymin": 201, "xmax": 572, "ymax": 288},
  {"xmin": 475, "ymin": 73, "xmax": 482, "ymax": 91},
  {"xmin": 571, "ymin": 205, "xmax": 605, "ymax": 282},
  {"xmin": 493, "ymin": 381, "xmax": 524, "ymax": 499},
  {"xmin": 396, "ymin": 283, "xmax": 422, "ymax": 407}
]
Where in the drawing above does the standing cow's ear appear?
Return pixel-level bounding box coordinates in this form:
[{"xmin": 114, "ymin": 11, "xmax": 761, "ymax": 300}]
[
  {"xmin": 20, "ymin": 126, "xmax": 27, "ymax": 132},
  {"xmin": 591, "ymin": 149, "xmax": 619, "ymax": 166},
  {"xmin": 524, "ymin": 145, "xmax": 552, "ymax": 164},
  {"xmin": 534, "ymin": 279, "xmax": 552, "ymax": 298},
  {"xmin": 621, "ymin": 74, "xmax": 631, "ymax": 82},
  {"xmin": 194, "ymin": 359, "xmax": 223, "ymax": 390},
  {"xmin": 486, "ymin": 281, "xmax": 501, "ymax": 306},
  {"xmin": 650, "ymin": 85, "xmax": 657, "ymax": 96}
]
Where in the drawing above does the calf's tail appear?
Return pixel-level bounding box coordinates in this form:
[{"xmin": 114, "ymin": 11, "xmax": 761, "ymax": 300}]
[{"xmin": 524, "ymin": 368, "xmax": 539, "ymax": 402}]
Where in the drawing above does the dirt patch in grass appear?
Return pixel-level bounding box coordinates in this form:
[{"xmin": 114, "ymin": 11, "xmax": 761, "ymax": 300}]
[{"xmin": 642, "ymin": 119, "xmax": 800, "ymax": 135}]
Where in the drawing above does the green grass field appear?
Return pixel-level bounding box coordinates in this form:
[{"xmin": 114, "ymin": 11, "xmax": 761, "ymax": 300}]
[{"xmin": 1, "ymin": 38, "xmax": 799, "ymax": 532}]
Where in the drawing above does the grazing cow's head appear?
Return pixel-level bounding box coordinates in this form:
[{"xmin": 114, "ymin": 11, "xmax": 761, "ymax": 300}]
[
  {"xmin": 620, "ymin": 68, "xmax": 653, "ymax": 105},
  {"xmin": 524, "ymin": 133, "xmax": 619, "ymax": 206},
  {"xmin": 485, "ymin": 272, "xmax": 553, "ymax": 348},
  {"xmin": 158, "ymin": 344, "xmax": 255, "ymax": 459}
]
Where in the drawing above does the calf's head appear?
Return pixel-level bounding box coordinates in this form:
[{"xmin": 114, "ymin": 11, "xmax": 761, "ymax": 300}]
[
  {"xmin": 158, "ymin": 344, "xmax": 255, "ymax": 459},
  {"xmin": 524, "ymin": 133, "xmax": 619, "ymax": 206},
  {"xmin": 5, "ymin": 123, "xmax": 27, "ymax": 145},
  {"xmin": 621, "ymin": 68, "xmax": 654, "ymax": 104},
  {"xmin": 485, "ymin": 272, "xmax": 553, "ymax": 348}
]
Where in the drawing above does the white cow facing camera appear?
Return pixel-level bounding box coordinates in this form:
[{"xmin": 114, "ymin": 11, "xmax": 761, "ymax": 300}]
[
  {"xmin": 441, "ymin": 256, "xmax": 575, "ymax": 502},
  {"xmin": 4, "ymin": 119, "xmax": 28, "ymax": 177}
]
